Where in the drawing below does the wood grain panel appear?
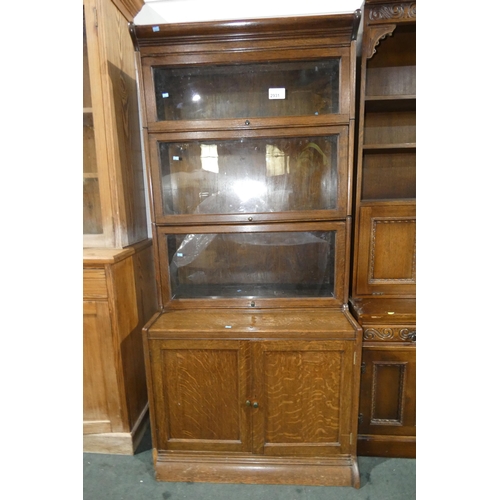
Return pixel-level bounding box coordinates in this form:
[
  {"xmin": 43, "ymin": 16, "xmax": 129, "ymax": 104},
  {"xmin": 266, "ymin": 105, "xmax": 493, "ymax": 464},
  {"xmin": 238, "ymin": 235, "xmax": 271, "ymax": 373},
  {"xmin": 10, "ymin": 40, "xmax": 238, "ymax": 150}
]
[
  {"xmin": 264, "ymin": 349, "xmax": 341, "ymax": 443},
  {"xmin": 358, "ymin": 344, "xmax": 416, "ymax": 436},
  {"xmin": 164, "ymin": 348, "xmax": 241, "ymax": 440},
  {"xmin": 150, "ymin": 340, "xmax": 251, "ymax": 453},
  {"xmin": 83, "ymin": 269, "xmax": 108, "ymax": 299},
  {"xmin": 252, "ymin": 340, "xmax": 354, "ymax": 457},
  {"xmin": 354, "ymin": 204, "xmax": 416, "ymax": 296},
  {"xmin": 371, "ymin": 362, "xmax": 406, "ymax": 423},
  {"xmin": 83, "ymin": 301, "xmax": 114, "ymax": 422},
  {"xmin": 370, "ymin": 218, "xmax": 415, "ymax": 281}
]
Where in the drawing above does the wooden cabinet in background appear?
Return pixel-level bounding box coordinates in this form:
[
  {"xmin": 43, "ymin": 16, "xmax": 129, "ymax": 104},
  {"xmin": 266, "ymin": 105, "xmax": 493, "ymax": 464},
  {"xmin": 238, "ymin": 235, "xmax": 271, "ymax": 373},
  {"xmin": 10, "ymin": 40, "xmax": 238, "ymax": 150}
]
[
  {"xmin": 350, "ymin": 0, "xmax": 416, "ymax": 458},
  {"xmin": 349, "ymin": 298, "xmax": 416, "ymax": 457},
  {"xmin": 83, "ymin": 242, "xmax": 157, "ymax": 454},
  {"xmin": 83, "ymin": 0, "xmax": 159, "ymax": 455},
  {"xmin": 83, "ymin": 0, "xmax": 147, "ymax": 249}
]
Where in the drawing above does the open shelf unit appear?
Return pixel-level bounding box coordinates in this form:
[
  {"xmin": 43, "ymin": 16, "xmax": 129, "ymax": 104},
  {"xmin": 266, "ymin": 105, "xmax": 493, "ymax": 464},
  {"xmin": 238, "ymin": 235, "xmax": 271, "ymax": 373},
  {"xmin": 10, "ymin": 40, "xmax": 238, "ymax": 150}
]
[{"xmin": 349, "ymin": 0, "xmax": 416, "ymax": 458}]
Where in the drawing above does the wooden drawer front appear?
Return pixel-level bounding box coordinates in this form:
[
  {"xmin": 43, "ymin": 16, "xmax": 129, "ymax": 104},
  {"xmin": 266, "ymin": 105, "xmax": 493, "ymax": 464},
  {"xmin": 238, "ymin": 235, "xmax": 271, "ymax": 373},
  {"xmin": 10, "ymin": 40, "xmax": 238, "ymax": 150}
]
[{"xmin": 83, "ymin": 269, "xmax": 108, "ymax": 299}]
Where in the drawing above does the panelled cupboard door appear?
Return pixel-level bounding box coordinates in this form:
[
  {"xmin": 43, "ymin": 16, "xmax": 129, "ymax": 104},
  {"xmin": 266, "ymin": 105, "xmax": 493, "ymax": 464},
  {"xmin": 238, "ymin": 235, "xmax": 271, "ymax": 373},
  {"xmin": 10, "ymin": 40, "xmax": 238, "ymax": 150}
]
[
  {"xmin": 358, "ymin": 345, "xmax": 416, "ymax": 437},
  {"xmin": 149, "ymin": 340, "xmax": 252, "ymax": 453},
  {"xmin": 354, "ymin": 204, "xmax": 416, "ymax": 297},
  {"xmin": 148, "ymin": 338, "xmax": 356, "ymax": 458},
  {"xmin": 252, "ymin": 340, "xmax": 355, "ymax": 457}
]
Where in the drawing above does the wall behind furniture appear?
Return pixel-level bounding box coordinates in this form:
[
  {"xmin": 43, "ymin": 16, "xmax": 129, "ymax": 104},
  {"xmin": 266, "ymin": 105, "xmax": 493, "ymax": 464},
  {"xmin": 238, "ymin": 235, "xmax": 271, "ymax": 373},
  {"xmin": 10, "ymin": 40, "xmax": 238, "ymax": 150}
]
[{"xmin": 134, "ymin": 0, "xmax": 362, "ymax": 24}]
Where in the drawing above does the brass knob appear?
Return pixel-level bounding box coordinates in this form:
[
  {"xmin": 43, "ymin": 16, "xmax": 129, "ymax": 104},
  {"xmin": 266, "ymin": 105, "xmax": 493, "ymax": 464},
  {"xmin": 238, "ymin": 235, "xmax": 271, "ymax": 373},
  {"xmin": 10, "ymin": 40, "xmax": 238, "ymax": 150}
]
[
  {"xmin": 248, "ymin": 216, "xmax": 253, "ymax": 221},
  {"xmin": 253, "ymin": 401, "xmax": 259, "ymax": 408},
  {"xmin": 245, "ymin": 400, "xmax": 251, "ymax": 406},
  {"xmin": 245, "ymin": 120, "xmax": 250, "ymax": 125}
]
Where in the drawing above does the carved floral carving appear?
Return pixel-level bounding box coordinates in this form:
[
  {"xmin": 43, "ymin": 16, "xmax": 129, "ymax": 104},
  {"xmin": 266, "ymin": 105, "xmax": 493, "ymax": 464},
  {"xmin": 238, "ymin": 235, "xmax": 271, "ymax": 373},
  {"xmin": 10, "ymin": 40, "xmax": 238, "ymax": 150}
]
[
  {"xmin": 364, "ymin": 327, "xmax": 416, "ymax": 341},
  {"xmin": 368, "ymin": 3, "xmax": 416, "ymax": 22}
]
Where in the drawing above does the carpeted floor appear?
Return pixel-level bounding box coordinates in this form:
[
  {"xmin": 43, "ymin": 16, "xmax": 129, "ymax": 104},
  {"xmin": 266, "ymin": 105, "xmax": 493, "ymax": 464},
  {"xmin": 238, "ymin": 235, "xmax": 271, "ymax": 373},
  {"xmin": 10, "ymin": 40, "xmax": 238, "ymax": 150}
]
[{"xmin": 83, "ymin": 425, "xmax": 416, "ymax": 500}]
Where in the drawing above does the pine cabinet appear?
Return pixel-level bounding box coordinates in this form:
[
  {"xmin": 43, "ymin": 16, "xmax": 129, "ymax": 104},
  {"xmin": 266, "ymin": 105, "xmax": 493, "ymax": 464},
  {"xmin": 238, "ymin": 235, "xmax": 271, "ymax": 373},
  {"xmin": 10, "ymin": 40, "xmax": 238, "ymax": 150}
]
[
  {"xmin": 134, "ymin": 12, "xmax": 363, "ymax": 487},
  {"xmin": 349, "ymin": 0, "xmax": 416, "ymax": 458},
  {"xmin": 83, "ymin": 0, "xmax": 159, "ymax": 454}
]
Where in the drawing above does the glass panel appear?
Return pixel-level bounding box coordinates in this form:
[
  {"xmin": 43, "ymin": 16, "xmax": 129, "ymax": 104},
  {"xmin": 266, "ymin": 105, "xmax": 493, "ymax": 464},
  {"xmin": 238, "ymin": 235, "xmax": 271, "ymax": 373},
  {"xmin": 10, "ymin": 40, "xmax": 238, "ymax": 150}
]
[
  {"xmin": 83, "ymin": 10, "xmax": 92, "ymax": 109},
  {"xmin": 159, "ymin": 136, "xmax": 338, "ymax": 215},
  {"xmin": 83, "ymin": 113, "xmax": 98, "ymax": 174},
  {"xmin": 153, "ymin": 60, "xmax": 340, "ymax": 121},
  {"xmin": 167, "ymin": 231, "xmax": 336, "ymax": 299},
  {"xmin": 362, "ymin": 151, "xmax": 416, "ymax": 200},
  {"xmin": 83, "ymin": 178, "xmax": 103, "ymax": 234},
  {"xmin": 83, "ymin": 9, "xmax": 103, "ymax": 235}
]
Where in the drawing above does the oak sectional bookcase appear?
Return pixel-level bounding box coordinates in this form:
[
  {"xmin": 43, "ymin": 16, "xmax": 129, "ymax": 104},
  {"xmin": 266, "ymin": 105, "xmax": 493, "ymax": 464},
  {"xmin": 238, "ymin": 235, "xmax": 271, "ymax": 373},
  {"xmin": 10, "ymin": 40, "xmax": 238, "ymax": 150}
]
[
  {"xmin": 349, "ymin": 0, "xmax": 416, "ymax": 458},
  {"xmin": 133, "ymin": 12, "xmax": 364, "ymax": 487}
]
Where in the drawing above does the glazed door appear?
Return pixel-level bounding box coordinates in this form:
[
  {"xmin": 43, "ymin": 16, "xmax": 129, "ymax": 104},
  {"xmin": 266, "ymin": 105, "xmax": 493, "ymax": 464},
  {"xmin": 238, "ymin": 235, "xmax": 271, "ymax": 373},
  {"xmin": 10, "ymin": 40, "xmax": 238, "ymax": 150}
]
[
  {"xmin": 251, "ymin": 340, "xmax": 355, "ymax": 457},
  {"xmin": 149, "ymin": 339, "xmax": 252, "ymax": 453}
]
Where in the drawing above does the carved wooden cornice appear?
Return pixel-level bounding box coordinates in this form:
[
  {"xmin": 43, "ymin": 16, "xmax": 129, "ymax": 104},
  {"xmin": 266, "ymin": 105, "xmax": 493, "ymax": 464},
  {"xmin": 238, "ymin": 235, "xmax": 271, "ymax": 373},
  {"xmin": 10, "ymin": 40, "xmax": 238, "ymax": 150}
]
[
  {"xmin": 363, "ymin": 327, "xmax": 416, "ymax": 342},
  {"xmin": 367, "ymin": 2, "xmax": 416, "ymax": 24},
  {"xmin": 133, "ymin": 13, "xmax": 358, "ymax": 50}
]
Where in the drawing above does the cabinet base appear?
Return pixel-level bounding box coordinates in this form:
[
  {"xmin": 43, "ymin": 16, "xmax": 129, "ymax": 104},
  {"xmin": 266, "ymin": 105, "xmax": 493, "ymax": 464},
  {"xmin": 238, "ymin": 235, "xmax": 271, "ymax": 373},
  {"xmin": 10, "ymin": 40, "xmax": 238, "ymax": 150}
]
[
  {"xmin": 83, "ymin": 407, "xmax": 149, "ymax": 455},
  {"xmin": 154, "ymin": 453, "xmax": 360, "ymax": 488},
  {"xmin": 357, "ymin": 434, "xmax": 415, "ymax": 458}
]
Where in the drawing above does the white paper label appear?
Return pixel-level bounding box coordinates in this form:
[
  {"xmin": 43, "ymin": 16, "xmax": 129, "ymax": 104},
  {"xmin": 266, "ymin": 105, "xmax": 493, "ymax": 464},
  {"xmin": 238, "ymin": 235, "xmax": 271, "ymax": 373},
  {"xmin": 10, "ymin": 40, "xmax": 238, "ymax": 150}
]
[
  {"xmin": 268, "ymin": 88, "xmax": 286, "ymax": 100},
  {"xmin": 162, "ymin": 92, "xmax": 169, "ymax": 98},
  {"xmin": 172, "ymin": 156, "xmax": 180, "ymax": 161}
]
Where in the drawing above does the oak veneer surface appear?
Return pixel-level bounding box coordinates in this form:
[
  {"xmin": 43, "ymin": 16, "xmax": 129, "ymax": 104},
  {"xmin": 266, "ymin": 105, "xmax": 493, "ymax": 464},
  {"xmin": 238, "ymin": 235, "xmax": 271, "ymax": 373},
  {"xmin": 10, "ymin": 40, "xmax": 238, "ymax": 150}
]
[
  {"xmin": 357, "ymin": 343, "xmax": 416, "ymax": 458},
  {"xmin": 146, "ymin": 308, "xmax": 359, "ymax": 338},
  {"xmin": 137, "ymin": 10, "xmax": 362, "ymax": 485},
  {"xmin": 349, "ymin": 297, "xmax": 416, "ymax": 325},
  {"xmin": 145, "ymin": 316, "xmax": 361, "ymax": 486}
]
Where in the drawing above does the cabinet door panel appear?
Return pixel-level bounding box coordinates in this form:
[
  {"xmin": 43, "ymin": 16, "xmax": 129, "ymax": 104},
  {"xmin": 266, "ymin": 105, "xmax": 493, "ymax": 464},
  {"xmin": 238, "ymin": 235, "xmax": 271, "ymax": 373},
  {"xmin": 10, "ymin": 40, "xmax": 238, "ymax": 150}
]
[
  {"xmin": 83, "ymin": 300, "xmax": 118, "ymax": 429},
  {"xmin": 355, "ymin": 204, "xmax": 416, "ymax": 296},
  {"xmin": 149, "ymin": 340, "xmax": 251, "ymax": 453},
  {"xmin": 252, "ymin": 340, "xmax": 355, "ymax": 457},
  {"xmin": 358, "ymin": 344, "xmax": 416, "ymax": 436}
]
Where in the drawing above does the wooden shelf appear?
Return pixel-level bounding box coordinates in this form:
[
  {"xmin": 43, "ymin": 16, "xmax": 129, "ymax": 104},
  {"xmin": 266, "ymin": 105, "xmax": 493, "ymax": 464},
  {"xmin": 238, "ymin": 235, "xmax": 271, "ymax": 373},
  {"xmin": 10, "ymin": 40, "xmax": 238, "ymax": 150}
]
[
  {"xmin": 364, "ymin": 97, "xmax": 415, "ymax": 112},
  {"xmin": 363, "ymin": 144, "xmax": 416, "ymax": 153}
]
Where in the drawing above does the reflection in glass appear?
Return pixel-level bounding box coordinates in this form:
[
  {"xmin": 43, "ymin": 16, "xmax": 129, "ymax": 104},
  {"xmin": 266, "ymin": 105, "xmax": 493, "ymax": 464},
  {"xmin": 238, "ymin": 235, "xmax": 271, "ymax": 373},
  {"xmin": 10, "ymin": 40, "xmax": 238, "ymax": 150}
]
[
  {"xmin": 159, "ymin": 136, "xmax": 338, "ymax": 216},
  {"xmin": 153, "ymin": 59, "xmax": 340, "ymax": 121},
  {"xmin": 166, "ymin": 231, "xmax": 336, "ymax": 299}
]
